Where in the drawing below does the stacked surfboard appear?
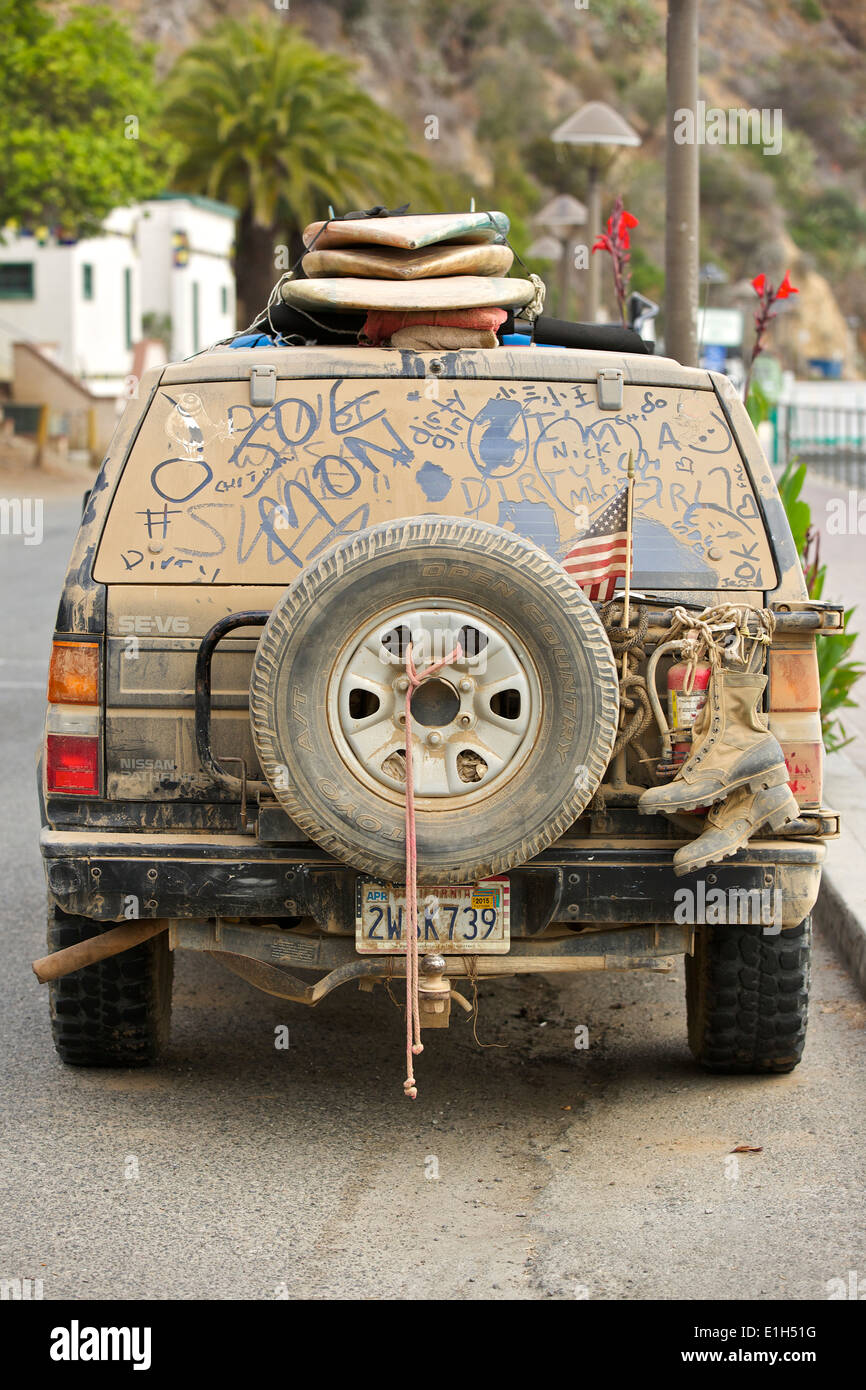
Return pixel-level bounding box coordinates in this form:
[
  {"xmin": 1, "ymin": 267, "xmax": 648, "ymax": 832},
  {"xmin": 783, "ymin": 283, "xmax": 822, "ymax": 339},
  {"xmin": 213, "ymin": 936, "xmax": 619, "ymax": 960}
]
[{"xmin": 282, "ymin": 211, "xmax": 535, "ymax": 348}]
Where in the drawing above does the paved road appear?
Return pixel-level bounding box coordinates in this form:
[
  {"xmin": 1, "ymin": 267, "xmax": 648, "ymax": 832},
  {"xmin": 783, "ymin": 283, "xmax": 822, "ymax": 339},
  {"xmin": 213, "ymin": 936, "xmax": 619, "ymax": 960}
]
[{"xmin": 0, "ymin": 476, "xmax": 863, "ymax": 1301}]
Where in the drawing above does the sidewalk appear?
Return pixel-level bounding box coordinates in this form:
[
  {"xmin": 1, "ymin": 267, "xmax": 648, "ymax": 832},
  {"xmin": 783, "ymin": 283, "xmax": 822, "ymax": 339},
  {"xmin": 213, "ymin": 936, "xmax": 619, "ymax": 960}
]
[
  {"xmin": 795, "ymin": 475, "xmax": 866, "ymax": 989},
  {"xmin": 816, "ymin": 749, "xmax": 866, "ymax": 994},
  {"xmin": 802, "ymin": 474, "xmax": 866, "ymax": 776}
]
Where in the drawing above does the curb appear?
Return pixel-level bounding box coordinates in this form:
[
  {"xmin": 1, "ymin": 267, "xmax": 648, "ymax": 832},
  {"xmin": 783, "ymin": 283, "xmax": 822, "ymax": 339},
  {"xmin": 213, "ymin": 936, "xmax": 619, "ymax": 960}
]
[{"xmin": 813, "ymin": 749, "xmax": 866, "ymax": 996}]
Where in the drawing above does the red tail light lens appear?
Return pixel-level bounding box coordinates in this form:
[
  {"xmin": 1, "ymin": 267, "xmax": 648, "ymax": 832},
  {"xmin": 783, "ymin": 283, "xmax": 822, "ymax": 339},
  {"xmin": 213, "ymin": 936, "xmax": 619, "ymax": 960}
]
[
  {"xmin": 781, "ymin": 736, "xmax": 824, "ymax": 808},
  {"xmin": 769, "ymin": 645, "xmax": 823, "ymax": 807},
  {"xmin": 46, "ymin": 734, "xmax": 100, "ymax": 795}
]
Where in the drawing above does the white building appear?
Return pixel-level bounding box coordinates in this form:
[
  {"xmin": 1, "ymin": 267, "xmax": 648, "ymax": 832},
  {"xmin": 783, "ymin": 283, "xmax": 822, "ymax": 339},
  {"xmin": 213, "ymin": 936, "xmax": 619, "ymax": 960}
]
[
  {"xmin": 0, "ymin": 195, "xmax": 237, "ymax": 397},
  {"xmin": 137, "ymin": 194, "xmax": 238, "ymax": 361},
  {"xmin": 0, "ymin": 207, "xmax": 140, "ymax": 397}
]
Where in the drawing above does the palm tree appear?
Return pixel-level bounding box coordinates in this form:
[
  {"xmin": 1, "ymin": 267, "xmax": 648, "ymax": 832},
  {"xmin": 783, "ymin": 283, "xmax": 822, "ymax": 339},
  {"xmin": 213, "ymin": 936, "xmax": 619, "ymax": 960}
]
[{"xmin": 161, "ymin": 18, "xmax": 438, "ymax": 323}]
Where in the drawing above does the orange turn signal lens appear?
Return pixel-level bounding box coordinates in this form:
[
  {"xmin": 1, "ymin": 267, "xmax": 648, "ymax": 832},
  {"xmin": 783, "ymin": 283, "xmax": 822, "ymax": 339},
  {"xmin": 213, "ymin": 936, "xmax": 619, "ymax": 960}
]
[
  {"xmin": 769, "ymin": 648, "xmax": 820, "ymax": 712},
  {"xmin": 48, "ymin": 641, "xmax": 99, "ymax": 705}
]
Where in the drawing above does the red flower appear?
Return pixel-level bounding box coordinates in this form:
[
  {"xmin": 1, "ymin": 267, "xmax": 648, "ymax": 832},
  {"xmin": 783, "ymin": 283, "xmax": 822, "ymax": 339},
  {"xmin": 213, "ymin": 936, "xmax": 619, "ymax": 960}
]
[
  {"xmin": 607, "ymin": 209, "xmax": 638, "ymax": 249},
  {"xmin": 593, "ymin": 196, "xmax": 638, "ymax": 324},
  {"xmin": 745, "ymin": 269, "xmax": 800, "ymax": 397},
  {"xmin": 605, "ymin": 209, "xmax": 636, "ymax": 236},
  {"xmin": 776, "ymin": 270, "xmax": 799, "ymax": 300}
]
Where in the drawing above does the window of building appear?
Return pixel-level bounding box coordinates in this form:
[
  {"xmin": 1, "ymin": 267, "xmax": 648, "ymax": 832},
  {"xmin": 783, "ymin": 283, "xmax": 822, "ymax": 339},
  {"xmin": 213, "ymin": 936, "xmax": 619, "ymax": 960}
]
[
  {"xmin": 82, "ymin": 264, "xmax": 94, "ymax": 301},
  {"xmin": 0, "ymin": 263, "xmax": 35, "ymax": 299},
  {"xmin": 123, "ymin": 267, "xmax": 132, "ymax": 349},
  {"xmin": 192, "ymin": 281, "xmax": 200, "ymax": 354}
]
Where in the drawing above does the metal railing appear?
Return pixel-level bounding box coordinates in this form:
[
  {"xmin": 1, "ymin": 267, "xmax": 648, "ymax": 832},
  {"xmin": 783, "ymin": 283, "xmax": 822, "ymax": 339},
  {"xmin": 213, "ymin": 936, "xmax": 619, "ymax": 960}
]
[{"xmin": 775, "ymin": 402, "xmax": 866, "ymax": 484}]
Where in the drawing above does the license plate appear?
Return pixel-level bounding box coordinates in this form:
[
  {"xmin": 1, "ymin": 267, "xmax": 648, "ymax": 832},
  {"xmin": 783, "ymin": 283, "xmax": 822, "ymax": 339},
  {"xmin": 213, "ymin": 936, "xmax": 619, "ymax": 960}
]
[{"xmin": 355, "ymin": 877, "xmax": 510, "ymax": 954}]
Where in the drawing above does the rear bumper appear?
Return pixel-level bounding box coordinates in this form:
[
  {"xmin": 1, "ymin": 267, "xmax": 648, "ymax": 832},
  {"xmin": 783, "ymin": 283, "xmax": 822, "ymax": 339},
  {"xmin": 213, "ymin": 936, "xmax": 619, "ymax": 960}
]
[{"xmin": 40, "ymin": 829, "xmax": 826, "ymax": 932}]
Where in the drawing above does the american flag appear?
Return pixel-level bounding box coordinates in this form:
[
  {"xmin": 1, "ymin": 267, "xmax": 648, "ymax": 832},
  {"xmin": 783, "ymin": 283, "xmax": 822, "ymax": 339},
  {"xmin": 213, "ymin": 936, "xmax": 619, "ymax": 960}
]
[{"xmin": 562, "ymin": 485, "xmax": 632, "ymax": 602}]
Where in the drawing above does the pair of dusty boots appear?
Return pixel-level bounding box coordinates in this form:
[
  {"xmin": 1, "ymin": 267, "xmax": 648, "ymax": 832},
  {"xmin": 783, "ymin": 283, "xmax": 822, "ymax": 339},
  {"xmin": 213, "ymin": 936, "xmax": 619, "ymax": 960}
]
[{"xmin": 638, "ymin": 665, "xmax": 799, "ymax": 876}]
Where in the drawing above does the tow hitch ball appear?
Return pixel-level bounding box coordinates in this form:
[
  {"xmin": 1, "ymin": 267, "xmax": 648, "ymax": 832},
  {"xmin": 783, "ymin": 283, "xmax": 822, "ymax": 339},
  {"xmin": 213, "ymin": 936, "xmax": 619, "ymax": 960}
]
[{"xmin": 419, "ymin": 953, "xmax": 451, "ymax": 1029}]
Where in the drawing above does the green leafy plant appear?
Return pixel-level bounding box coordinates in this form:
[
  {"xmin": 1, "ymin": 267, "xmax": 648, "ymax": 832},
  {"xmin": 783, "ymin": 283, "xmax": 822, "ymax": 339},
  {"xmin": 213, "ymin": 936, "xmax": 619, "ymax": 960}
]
[
  {"xmin": 141, "ymin": 312, "xmax": 172, "ymax": 355},
  {"xmin": 0, "ymin": 0, "xmax": 170, "ymax": 237},
  {"xmin": 775, "ymin": 458, "xmax": 864, "ymax": 752},
  {"xmin": 776, "ymin": 459, "xmax": 813, "ymax": 557},
  {"xmin": 814, "ymin": 619, "xmax": 863, "ymax": 752},
  {"xmin": 745, "ymin": 379, "xmax": 772, "ymax": 431}
]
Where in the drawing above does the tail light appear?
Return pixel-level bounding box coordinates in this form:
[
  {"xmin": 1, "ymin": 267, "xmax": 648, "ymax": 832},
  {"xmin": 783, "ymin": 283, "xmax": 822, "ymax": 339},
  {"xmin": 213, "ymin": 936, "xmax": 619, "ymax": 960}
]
[
  {"xmin": 768, "ymin": 646, "xmax": 823, "ymax": 807},
  {"xmin": 45, "ymin": 732, "xmax": 100, "ymax": 794},
  {"xmin": 45, "ymin": 639, "xmax": 101, "ymax": 796}
]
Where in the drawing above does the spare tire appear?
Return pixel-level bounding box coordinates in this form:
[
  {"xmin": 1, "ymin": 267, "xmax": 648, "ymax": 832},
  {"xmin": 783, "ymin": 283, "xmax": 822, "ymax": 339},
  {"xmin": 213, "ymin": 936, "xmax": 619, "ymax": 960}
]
[{"xmin": 250, "ymin": 517, "xmax": 619, "ymax": 884}]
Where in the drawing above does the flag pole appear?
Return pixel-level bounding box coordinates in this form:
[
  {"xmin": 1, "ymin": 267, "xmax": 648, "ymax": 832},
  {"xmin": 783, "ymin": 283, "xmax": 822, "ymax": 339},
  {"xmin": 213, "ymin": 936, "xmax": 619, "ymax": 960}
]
[
  {"xmin": 612, "ymin": 450, "xmax": 636, "ymax": 789},
  {"xmin": 621, "ymin": 448, "xmax": 635, "ymax": 636}
]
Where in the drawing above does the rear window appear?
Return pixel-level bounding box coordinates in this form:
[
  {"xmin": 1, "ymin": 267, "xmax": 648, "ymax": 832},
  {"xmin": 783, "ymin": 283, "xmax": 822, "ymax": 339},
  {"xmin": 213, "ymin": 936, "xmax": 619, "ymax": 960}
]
[{"xmin": 94, "ymin": 378, "xmax": 775, "ymax": 590}]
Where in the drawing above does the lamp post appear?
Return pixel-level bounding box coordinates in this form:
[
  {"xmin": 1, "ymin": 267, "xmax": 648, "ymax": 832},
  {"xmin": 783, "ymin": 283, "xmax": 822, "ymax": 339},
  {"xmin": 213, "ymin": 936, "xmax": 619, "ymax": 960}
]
[
  {"xmin": 526, "ymin": 234, "xmax": 564, "ymax": 317},
  {"xmin": 551, "ymin": 102, "xmax": 641, "ymax": 323},
  {"xmin": 532, "ymin": 195, "xmax": 587, "ymax": 319}
]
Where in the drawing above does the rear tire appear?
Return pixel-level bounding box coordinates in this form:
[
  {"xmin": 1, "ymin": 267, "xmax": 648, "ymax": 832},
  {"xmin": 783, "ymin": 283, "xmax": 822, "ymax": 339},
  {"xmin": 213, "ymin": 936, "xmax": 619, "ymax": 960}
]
[
  {"xmin": 685, "ymin": 915, "xmax": 811, "ymax": 1074},
  {"xmin": 47, "ymin": 904, "xmax": 173, "ymax": 1066}
]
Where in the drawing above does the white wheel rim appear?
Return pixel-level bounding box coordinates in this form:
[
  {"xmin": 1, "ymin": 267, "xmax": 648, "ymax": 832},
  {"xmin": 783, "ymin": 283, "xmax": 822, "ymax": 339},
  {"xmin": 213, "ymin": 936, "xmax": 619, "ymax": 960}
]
[{"xmin": 328, "ymin": 602, "xmax": 543, "ymax": 805}]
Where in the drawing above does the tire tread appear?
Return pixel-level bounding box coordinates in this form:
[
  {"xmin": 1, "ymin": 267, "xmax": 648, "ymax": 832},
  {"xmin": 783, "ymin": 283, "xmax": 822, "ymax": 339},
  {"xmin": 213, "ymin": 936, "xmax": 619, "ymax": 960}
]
[
  {"xmin": 685, "ymin": 915, "xmax": 811, "ymax": 1073},
  {"xmin": 47, "ymin": 905, "xmax": 172, "ymax": 1066}
]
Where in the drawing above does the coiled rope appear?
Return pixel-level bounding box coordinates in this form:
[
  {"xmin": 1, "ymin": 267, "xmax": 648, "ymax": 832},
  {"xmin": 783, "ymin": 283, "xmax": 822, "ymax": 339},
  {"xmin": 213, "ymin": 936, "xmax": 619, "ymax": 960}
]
[
  {"xmin": 600, "ymin": 600, "xmax": 653, "ymax": 761},
  {"xmin": 667, "ymin": 603, "xmax": 776, "ymax": 691}
]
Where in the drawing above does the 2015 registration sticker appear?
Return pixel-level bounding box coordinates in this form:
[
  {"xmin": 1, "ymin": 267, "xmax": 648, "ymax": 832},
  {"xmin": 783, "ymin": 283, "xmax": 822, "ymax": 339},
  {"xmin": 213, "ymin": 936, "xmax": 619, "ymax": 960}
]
[{"xmin": 355, "ymin": 877, "xmax": 510, "ymax": 954}]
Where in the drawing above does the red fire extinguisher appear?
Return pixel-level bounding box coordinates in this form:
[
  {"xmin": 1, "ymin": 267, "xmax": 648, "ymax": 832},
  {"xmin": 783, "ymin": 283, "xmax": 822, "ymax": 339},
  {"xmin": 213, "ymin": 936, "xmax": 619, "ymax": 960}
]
[{"xmin": 667, "ymin": 659, "xmax": 711, "ymax": 766}]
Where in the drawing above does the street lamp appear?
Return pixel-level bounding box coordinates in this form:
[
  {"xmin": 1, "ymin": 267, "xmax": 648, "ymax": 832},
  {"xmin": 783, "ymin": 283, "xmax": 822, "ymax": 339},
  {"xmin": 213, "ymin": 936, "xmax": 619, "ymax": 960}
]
[
  {"xmin": 551, "ymin": 101, "xmax": 641, "ymax": 323},
  {"xmin": 526, "ymin": 235, "xmax": 563, "ymax": 261},
  {"xmin": 532, "ymin": 194, "xmax": 587, "ymax": 319}
]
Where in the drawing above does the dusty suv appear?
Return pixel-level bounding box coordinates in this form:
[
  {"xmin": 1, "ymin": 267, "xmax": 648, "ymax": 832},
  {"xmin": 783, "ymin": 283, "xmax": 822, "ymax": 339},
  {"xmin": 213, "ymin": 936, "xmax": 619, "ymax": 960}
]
[{"xmin": 37, "ymin": 340, "xmax": 840, "ymax": 1077}]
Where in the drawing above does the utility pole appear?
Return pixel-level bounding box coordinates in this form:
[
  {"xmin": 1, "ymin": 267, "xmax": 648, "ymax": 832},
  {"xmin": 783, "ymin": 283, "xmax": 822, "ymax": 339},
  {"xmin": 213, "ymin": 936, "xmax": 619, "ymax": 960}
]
[
  {"xmin": 585, "ymin": 164, "xmax": 602, "ymax": 324},
  {"xmin": 665, "ymin": 0, "xmax": 700, "ymax": 365}
]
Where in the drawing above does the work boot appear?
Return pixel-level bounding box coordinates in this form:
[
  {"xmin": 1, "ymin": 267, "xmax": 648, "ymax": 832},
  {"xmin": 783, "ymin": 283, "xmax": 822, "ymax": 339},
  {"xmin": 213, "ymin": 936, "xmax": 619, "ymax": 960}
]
[
  {"xmin": 639, "ymin": 667, "xmax": 789, "ymax": 816},
  {"xmin": 673, "ymin": 782, "xmax": 800, "ymax": 876}
]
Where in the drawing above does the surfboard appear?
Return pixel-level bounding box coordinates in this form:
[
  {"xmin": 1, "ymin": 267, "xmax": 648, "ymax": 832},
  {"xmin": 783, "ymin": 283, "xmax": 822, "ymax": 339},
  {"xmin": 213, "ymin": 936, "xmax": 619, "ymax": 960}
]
[
  {"xmin": 302, "ymin": 211, "xmax": 510, "ymax": 251},
  {"xmin": 282, "ymin": 275, "xmax": 535, "ymax": 313},
  {"xmin": 302, "ymin": 242, "xmax": 514, "ymax": 281}
]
